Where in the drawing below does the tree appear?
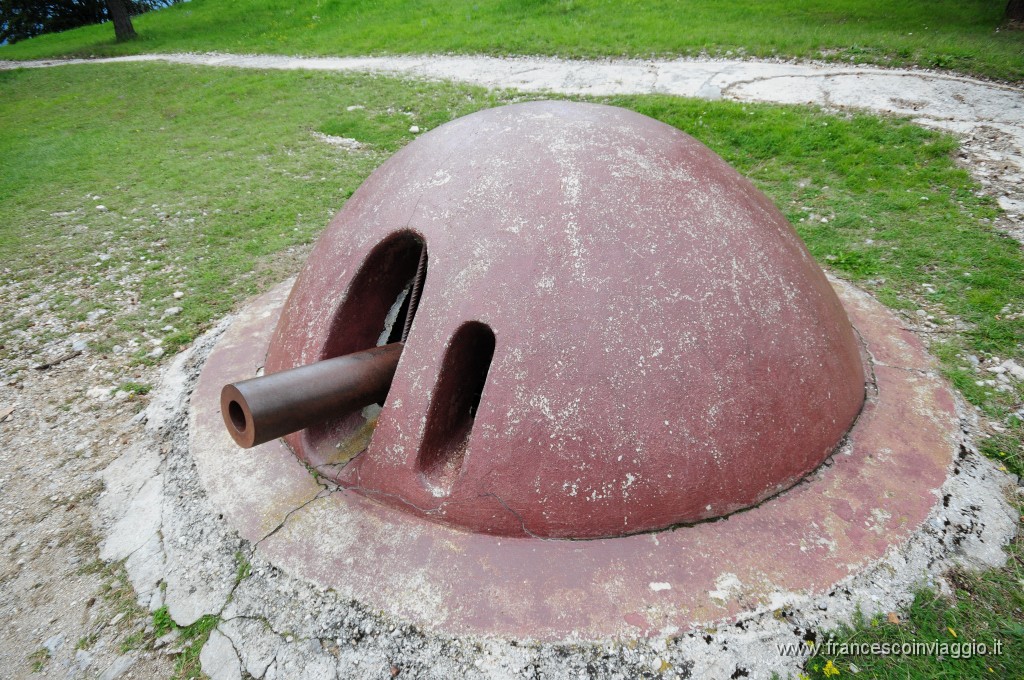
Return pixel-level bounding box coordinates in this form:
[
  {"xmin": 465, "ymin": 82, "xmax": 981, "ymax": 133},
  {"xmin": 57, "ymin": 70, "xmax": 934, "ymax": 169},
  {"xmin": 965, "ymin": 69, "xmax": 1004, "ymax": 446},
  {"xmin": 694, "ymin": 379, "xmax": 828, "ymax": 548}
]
[
  {"xmin": 104, "ymin": 0, "xmax": 133, "ymax": 41},
  {"xmin": 0, "ymin": 0, "xmax": 178, "ymax": 45}
]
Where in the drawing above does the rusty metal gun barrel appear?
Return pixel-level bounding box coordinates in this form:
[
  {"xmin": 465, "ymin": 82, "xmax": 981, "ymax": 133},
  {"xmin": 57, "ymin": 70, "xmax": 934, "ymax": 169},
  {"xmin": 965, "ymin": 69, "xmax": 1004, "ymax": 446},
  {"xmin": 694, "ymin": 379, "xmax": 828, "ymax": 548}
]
[{"xmin": 220, "ymin": 342, "xmax": 403, "ymax": 448}]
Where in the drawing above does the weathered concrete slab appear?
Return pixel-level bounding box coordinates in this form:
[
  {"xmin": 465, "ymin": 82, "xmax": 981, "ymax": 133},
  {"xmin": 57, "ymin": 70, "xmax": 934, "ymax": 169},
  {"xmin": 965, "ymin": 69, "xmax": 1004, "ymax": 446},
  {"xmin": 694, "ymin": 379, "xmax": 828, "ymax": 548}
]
[
  {"xmin": 99, "ymin": 473, "xmax": 162, "ymax": 562},
  {"xmin": 200, "ymin": 628, "xmax": 242, "ymax": 680},
  {"xmin": 189, "ymin": 280, "xmax": 324, "ymax": 545}
]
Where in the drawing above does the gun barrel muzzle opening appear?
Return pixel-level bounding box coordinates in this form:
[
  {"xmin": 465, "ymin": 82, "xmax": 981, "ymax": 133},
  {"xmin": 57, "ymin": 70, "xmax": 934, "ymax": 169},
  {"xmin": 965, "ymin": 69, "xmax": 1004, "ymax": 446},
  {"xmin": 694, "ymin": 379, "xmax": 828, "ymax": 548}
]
[{"xmin": 220, "ymin": 342, "xmax": 404, "ymax": 448}]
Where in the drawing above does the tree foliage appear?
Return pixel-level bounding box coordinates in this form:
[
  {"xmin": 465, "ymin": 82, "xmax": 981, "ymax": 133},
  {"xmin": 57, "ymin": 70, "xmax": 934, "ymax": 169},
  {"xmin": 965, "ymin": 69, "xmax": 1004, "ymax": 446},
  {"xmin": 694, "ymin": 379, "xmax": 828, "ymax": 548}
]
[{"xmin": 0, "ymin": 0, "xmax": 178, "ymax": 44}]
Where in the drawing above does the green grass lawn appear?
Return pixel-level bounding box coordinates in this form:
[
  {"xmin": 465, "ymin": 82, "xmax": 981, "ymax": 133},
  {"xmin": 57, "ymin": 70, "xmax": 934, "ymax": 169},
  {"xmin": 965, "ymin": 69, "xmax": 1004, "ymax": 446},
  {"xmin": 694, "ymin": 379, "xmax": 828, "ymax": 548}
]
[
  {"xmin": 804, "ymin": 535, "xmax": 1024, "ymax": 678},
  {"xmin": 1, "ymin": 0, "xmax": 1022, "ymax": 81},
  {"xmin": 1, "ymin": 62, "xmax": 1022, "ymax": 677}
]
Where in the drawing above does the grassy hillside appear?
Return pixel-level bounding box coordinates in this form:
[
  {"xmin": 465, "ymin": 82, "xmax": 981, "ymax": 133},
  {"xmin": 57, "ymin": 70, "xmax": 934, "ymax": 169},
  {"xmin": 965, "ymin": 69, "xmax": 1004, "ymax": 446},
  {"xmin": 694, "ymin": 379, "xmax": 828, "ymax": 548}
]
[{"xmin": 1, "ymin": 0, "xmax": 1022, "ymax": 81}]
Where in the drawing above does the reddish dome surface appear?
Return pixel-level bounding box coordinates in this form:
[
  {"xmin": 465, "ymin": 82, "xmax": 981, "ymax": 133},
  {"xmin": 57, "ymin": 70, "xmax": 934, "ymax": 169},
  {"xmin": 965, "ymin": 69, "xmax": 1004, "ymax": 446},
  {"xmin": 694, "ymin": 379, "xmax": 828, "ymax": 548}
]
[{"xmin": 264, "ymin": 101, "xmax": 865, "ymax": 539}]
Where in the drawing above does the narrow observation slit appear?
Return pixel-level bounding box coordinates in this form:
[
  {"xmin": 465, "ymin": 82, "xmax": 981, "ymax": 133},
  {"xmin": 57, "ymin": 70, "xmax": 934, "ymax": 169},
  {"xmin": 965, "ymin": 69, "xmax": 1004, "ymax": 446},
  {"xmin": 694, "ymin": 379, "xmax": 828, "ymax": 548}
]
[
  {"xmin": 418, "ymin": 322, "xmax": 496, "ymax": 493},
  {"xmin": 228, "ymin": 401, "xmax": 247, "ymax": 434}
]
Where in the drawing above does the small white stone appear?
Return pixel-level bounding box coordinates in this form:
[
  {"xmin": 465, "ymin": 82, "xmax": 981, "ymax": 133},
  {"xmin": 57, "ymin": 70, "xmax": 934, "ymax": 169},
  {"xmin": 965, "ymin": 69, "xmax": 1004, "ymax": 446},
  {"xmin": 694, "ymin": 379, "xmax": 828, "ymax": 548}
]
[
  {"xmin": 1001, "ymin": 359, "xmax": 1024, "ymax": 381},
  {"xmin": 86, "ymin": 386, "xmax": 110, "ymax": 399},
  {"xmin": 96, "ymin": 205, "xmax": 108, "ymax": 212},
  {"xmin": 409, "ymin": 125, "xmax": 420, "ymax": 133},
  {"xmin": 173, "ymin": 291, "xmax": 184, "ymax": 299}
]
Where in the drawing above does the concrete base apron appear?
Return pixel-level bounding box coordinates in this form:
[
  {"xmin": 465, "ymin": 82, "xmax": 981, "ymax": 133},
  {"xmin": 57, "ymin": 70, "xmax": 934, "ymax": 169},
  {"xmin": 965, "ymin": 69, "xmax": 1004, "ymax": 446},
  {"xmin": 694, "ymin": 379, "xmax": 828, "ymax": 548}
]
[
  {"xmin": 191, "ymin": 276, "xmax": 957, "ymax": 641},
  {"xmin": 5, "ymin": 53, "xmax": 1023, "ymax": 235}
]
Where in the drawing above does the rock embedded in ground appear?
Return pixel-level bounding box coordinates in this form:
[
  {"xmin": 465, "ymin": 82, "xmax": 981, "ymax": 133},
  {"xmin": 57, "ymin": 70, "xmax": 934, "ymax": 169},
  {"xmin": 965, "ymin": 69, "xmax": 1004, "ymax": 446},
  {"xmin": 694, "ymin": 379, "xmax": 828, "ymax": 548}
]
[
  {"xmin": 1002, "ymin": 359, "xmax": 1024, "ymax": 381},
  {"xmin": 97, "ymin": 653, "xmax": 136, "ymax": 680}
]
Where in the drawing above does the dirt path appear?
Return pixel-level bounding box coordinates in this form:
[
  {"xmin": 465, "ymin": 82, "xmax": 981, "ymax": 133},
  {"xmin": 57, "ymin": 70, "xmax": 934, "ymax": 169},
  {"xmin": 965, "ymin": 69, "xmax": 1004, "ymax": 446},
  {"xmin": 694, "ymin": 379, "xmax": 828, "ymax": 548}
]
[{"xmin": 0, "ymin": 54, "xmax": 1022, "ymax": 680}]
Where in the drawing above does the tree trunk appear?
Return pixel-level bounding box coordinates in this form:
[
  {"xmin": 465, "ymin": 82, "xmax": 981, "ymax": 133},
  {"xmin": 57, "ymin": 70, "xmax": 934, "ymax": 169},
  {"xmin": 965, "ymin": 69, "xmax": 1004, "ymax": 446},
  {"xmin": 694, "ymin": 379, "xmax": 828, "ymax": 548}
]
[
  {"xmin": 105, "ymin": 0, "xmax": 137, "ymax": 41},
  {"xmin": 1007, "ymin": 0, "xmax": 1024, "ymax": 23}
]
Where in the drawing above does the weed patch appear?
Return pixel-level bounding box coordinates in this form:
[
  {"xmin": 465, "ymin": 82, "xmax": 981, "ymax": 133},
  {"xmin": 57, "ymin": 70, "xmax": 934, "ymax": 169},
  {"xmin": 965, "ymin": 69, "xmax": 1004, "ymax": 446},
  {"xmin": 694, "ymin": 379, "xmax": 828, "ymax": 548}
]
[
  {"xmin": 173, "ymin": 615, "xmax": 219, "ymax": 680},
  {"xmin": 27, "ymin": 647, "xmax": 49, "ymax": 673}
]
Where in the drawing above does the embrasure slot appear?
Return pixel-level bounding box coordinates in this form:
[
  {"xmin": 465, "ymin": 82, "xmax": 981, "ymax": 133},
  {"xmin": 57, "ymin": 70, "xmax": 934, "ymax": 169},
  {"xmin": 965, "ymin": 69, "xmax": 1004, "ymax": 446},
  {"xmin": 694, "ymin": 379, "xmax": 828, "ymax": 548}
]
[{"xmin": 418, "ymin": 322, "xmax": 496, "ymax": 495}]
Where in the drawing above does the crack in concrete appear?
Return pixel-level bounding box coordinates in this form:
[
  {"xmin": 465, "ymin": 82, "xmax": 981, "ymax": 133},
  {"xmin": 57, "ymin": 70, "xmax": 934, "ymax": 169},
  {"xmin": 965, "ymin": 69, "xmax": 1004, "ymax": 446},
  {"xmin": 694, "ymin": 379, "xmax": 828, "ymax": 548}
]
[
  {"xmin": 216, "ymin": 624, "xmax": 246, "ymax": 668},
  {"xmin": 479, "ymin": 491, "xmax": 544, "ymax": 539},
  {"xmin": 252, "ymin": 487, "xmax": 333, "ymax": 549},
  {"xmin": 849, "ymin": 321, "xmax": 880, "ymax": 401},
  {"xmin": 333, "ymin": 482, "xmax": 553, "ymax": 538},
  {"xmin": 339, "ymin": 482, "xmax": 440, "ymax": 515},
  {"xmin": 113, "ymin": 527, "xmax": 162, "ymax": 563}
]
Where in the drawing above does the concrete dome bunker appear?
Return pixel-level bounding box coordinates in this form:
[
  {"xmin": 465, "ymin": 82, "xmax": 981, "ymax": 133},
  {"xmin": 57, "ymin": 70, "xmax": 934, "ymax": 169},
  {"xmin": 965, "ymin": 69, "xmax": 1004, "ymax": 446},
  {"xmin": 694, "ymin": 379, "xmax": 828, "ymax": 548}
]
[
  {"xmin": 194, "ymin": 101, "xmax": 957, "ymax": 639},
  {"xmin": 240, "ymin": 101, "xmax": 865, "ymax": 539}
]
